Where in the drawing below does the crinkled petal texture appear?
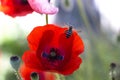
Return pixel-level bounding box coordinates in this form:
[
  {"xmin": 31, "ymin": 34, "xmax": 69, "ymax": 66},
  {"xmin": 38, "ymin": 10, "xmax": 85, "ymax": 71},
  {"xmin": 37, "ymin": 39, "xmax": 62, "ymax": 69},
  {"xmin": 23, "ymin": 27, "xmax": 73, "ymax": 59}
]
[
  {"xmin": 0, "ymin": 0, "xmax": 33, "ymax": 17},
  {"xmin": 27, "ymin": 0, "xmax": 58, "ymax": 14},
  {"xmin": 22, "ymin": 24, "xmax": 84, "ymax": 75},
  {"xmin": 19, "ymin": 64, "xmax": 55, "ymax": 80}
]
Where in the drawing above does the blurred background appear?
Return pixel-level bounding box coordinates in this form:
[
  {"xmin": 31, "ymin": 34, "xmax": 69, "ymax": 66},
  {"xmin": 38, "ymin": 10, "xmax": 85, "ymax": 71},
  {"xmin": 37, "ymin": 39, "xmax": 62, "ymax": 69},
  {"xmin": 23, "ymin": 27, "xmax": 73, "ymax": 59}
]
[{"xmin": 0, "ymin": 0, "xmax": 120, "ymax": 80}]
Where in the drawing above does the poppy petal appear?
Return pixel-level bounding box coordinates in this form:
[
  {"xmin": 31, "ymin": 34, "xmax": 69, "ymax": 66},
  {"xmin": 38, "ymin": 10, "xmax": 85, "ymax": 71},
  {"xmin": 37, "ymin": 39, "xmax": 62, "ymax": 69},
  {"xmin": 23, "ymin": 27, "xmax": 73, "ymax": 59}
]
[
  {"xmin": 19, "ymin": 64, "xmax": 55, "ymax": 80},
  {"xmin": 58, "ymin": 29, "xmax": 83, "ymax": 75},
  {"xmin": 72, "ymin": 32, "xmax": 84, "ymax": 56},
  {"xmin": 22, "ymin": 50, "xmax": 43, "ymax": 70},
  {"xmin": 27, "ymin": 26, "xmax": 45, "ymax": 50},
  {"xmin": 57, "ymin": 30, "xmax": 74, "ymax": 66},
  {"xmin": 60, "ymin": 57, "xmax": 82, "ymax": 75},
  {"xmin": 27, "ymin": 0, "xmax": 59, "ymax": 14},
  {"xmin": 19, "ymin": 64, "xmax": 45, "ymax": 80},
  {"xmin": 27, "ymin": 24, "xmax": 64, "ymax": 50},
  {"xmin": 36, "ymin": 30, "xmax": 54, "ymax": 59},
  {"xmin": 0, "ymin": 0, "xmax": 33, "ymax": 17}
]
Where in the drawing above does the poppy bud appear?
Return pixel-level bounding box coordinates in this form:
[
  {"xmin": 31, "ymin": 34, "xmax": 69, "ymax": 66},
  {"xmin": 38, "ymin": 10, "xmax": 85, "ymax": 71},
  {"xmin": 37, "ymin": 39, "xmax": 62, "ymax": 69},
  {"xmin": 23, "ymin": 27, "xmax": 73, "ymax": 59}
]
[
  {"xmin": 10, "ymin": 56, "xmax": 21, "ymax": 71},
  {"xmin": 60, "ymin": 0, "xmax": 74, "ymax": 12},
  {"xmin": 117, "ymin": 34, "xmax": 120, "ymax": 43},
  {"xmin": 31, "ymin": 72, "xmax": 39, "ymax": 80},
  {"xmin": 109, "ymin": 62, "xmax": 120, "ymax": 80}
]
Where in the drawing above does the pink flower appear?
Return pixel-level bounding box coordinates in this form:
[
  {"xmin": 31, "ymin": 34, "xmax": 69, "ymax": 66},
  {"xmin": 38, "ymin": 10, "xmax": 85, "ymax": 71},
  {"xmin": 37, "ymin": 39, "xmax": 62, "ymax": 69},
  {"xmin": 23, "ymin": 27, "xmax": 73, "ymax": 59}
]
[{"xmin": 27, "ymin": 0, "xmax": 59, "ymax": 14}]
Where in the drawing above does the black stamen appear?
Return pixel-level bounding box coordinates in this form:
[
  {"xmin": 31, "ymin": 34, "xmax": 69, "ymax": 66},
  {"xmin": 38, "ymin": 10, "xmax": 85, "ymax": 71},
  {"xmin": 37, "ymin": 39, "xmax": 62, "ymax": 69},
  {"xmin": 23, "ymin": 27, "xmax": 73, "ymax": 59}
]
[
  {"xmin": 42, "ymin": 48, "xmax": 64, "ymax": 61},
  {"xmin": 42, "ymin": 52, "xmax": 48, "ymax": 58},
  {"xmin": 48, "ymin": 48, "xmax": 57, "ymax": 60},
  {"xmin": 50, "ymin": 48, "xmax": 56, "ymax": 52},
  {"xmin": 21, "ymin": 0, "xmax": 28, "ymax": 5},
  {"xmin": 57, "ymin": 56, "xmax": 64, "ymax": 60}
]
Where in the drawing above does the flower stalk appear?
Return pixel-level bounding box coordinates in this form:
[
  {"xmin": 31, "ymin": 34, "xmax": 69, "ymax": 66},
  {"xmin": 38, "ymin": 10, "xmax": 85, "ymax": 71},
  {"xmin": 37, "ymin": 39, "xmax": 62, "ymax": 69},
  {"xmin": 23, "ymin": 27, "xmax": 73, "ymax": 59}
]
[
  {"xmin": 15, "ymin": 71, "xmax": 22, "ymax": 80},
  {"xmin": 46, "ymin": 14, "xmax": 48, "ymax": 24},
  {"xmin": 55, "ymin": 73, "xmax": 61, "ymax": 80},
  {"xmin": 55, "ymin": 73, "xmax": 66, "ymax": 80}
]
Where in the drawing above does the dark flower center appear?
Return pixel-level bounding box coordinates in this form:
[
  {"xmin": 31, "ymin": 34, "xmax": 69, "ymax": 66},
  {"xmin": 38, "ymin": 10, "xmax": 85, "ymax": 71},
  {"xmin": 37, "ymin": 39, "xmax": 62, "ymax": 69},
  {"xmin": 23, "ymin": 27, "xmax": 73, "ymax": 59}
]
[
  {"xmin": 13, "ymin": 0, "xmax": 28, "ymax": 5},
  {"xmin": 42, "ymin": 48, "xmax": 64, "ymax": 61},
  {"xmin": 21, "ymin": 0, "xmax": 28, "ymax": 5},
  {"xmin": 48, "ymin": 0, "xmax": 51, "ymax": 3}
]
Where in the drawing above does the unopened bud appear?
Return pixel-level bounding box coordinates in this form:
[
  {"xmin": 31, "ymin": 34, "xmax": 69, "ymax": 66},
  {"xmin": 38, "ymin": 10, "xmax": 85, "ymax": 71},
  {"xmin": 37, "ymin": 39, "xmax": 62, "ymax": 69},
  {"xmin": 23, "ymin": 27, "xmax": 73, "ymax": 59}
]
[
  {"xmin": 61, "ymin": 0, "xmax": 74, "ymax": 12},
  {"xmin": 10, "ymin": 56, "xmax": 21, "ymax": 71},
  {"xmin": 109, "ymin": 62, "xmax": 120, "ymax": 80},
  {"xmin": 117, "ymin": 34, "xmax": 120, "ymax": 43},
  {"xmin": 31, "ymin": 72, "xmax": 39, "ymax": 80}
]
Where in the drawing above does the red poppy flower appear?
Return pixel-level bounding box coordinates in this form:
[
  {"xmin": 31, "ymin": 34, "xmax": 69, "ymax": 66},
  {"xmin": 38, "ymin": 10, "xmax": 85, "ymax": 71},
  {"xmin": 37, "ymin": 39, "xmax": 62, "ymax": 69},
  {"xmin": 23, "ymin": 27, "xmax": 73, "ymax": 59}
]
[
  {"xmin": 0, "ymin": 0, "xmax": 33, "ymax": 17},
  {"xmin": 22, "ymin": 24, "xmax": 84, "ymax": 75},
  {"xmin": 19, "ymin": 64, "xmax": 55, "ymax": 80}
]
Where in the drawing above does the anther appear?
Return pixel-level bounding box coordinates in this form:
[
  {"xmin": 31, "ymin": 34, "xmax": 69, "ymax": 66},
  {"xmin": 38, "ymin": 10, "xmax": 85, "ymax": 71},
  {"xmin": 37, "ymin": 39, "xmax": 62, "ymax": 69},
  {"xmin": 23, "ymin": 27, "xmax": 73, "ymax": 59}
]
[
  {"xmin": 57, "ymin": 56, "xmax": 64, "ymax": 60},
  {"xmin": 42, "ymin": 48, "xmax": 64, "ymax": 61},
  {"xmin": 42, "ymin": 52, "xmax": 48, "ymax": 58}
]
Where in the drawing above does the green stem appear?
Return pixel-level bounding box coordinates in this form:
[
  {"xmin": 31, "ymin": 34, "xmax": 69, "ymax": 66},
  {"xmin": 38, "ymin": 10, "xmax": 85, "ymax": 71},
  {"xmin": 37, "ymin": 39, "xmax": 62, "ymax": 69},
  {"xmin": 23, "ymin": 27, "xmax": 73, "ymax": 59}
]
[
  {"xmin": 55, "ymin": 73, "xmax": 61, "ymax": 80},
  {"xmin": 77, "ymin": 0, "xmax": 95, "ymax": 80},
  {"xmin": 46, "ymin": 14, "xmax": 48, "ymax": 25},
  {"xmin": 55, "ymin": 73, "xmax": 66, "ymax": 80},
  {"xmin": 15, "ymin": 71, "xmax": 22, "ymax": 80},
  {"xmin": 60, "ymin": 75, "xmax": 66, "ymax": 80}
]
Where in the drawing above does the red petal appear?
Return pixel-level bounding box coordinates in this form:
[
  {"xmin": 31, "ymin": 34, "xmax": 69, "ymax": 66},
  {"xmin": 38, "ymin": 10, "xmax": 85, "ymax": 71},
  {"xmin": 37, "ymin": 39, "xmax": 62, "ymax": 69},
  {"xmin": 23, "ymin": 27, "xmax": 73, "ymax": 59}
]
[
  {"xmin": 27, "ymin": 26, "xmax": 45, "ymax": 51},
  {"xmin": 58, "ymin": 29, "xmax": 74, "ymax": 67},
  {"xmin": 36, "ymin": 30, "xmax": 54, "ymax": 59},
  {"xmin": 0, "ymin": 0, "xmax": 33, "ymax": 17},
  {"xmin": 22, "ymin": 50, "xmax": 44, "ymax": 70},
  {"xmin": 72, "ymin": 32, "xmax": 84, "ymax": 56},
  {"xmin": 27, "ymin": 24, "xmax": 61, "ymax": 51},
  {"xmin": 58, "ymin": 57, "xmax": 82, "ymax": 75},
  {"xmin": 19, "ymin": 64, "xmax": 56, "ymax": 80},
  {"xmin": 19, "ymin": 64, "xmax": 47, "ymax": 80},
  {"xmin": 58, "ymin": 29, "xmax": 84, "ymax": 75}
]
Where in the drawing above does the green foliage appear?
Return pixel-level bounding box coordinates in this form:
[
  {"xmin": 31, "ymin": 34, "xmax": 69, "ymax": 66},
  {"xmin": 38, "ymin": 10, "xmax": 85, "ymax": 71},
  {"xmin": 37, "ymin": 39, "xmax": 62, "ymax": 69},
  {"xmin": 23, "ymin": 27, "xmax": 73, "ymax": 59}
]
[
  {"xmin": 0, "ymin": 38, "xmax": 28, "ymax": 56},
  {"xmin": 117, "ymin": 34, "xmax": 120, "ymax": 43},
  {"xmin": 5, "ymin": 70, "xmax": 16, "ymax": 80}
]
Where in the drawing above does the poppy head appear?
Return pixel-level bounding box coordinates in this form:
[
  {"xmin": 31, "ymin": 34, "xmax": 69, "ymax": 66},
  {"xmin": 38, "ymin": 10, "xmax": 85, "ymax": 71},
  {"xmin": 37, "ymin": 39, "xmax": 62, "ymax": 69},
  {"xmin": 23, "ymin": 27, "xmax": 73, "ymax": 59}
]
[
  {"xmin": 0, "ymin": 0, "xmax": 33, "ymax": 17},
  {"xmin": 22, "ymin": 24, "xmax": 84, "ymax": 75}
]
